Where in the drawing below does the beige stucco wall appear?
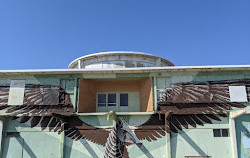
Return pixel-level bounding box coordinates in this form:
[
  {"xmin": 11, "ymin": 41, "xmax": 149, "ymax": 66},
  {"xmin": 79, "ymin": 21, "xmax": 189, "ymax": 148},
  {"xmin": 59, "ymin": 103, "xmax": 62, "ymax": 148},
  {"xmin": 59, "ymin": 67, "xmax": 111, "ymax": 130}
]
[{"xmin": 78, "ymin": 78, "xmax": 153, "ymax": 113}]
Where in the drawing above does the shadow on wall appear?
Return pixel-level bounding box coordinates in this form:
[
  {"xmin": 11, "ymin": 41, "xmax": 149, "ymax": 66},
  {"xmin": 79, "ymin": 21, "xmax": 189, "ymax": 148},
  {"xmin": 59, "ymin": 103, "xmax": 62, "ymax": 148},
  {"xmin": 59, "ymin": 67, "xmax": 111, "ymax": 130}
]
[
  {"xmin": 171, "ymin": 130, "xmax": 208, "ymax": 158},
  {"xmin": 80, "ymin": 139, "xmax": 99, "ymax": 158},
  {"xmin": 17, "ymin": 137, "xmax": 37, "ymax": 158},
  {"xmin": 138, "ymin": 145, "xmax": 154, "ymax": 158}
]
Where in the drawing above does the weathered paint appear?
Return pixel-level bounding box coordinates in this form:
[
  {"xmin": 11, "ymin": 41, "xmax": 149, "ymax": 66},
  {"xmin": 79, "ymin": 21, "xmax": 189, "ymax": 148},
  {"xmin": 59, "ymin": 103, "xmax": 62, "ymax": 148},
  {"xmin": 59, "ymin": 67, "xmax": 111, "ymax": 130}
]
[
  {"xmin": 1, "ymin": 115, "xmax": 167, "ymax": 158},
  {"xmin": 171, "ymin": 117, "xmax": 233, "ymax": 158},
  {"xmin": 116, "ymin": 73, "xmax": 150, "ymax": 78},
  {"xmin": 0, "ymin": 68, "xmax": 249, "ymax": 158},
  {"xmin": 8, "ymin": 80, "xmax": 25, "ymax": 105}
]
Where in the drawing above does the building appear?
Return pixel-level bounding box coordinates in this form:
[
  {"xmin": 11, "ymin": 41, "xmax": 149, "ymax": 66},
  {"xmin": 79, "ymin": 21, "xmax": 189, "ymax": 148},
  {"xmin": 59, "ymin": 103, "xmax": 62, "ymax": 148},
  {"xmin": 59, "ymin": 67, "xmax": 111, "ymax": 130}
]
[{"xmin": 0, "ymin": 51, "xmax": 249, "ymax": 158}]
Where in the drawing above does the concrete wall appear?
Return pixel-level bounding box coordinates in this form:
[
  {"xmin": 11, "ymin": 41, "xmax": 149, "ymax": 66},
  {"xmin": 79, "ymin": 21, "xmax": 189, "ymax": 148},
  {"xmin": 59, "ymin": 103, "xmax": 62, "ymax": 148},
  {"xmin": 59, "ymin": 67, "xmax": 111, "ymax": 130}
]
[
  {"xmin": 171, "ymin": 117, "xmax": 233, "ymax": 158},
  {"xmin": 0, "ymin": 115, "xmax": 167, "ymax": 158},
  {"xmin": 0, "ymin": 69, "xmax": 249, "ymax": 158}
]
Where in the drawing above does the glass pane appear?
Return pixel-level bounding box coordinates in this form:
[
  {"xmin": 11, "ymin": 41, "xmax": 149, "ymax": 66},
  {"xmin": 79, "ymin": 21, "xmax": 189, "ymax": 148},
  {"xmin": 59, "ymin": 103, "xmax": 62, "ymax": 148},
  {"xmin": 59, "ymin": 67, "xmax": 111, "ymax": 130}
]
[
  {"xmin": 108, "ymin": 94, "xmax": 116, "ymax": 106},
  {"xmin": 108, "ymin": 103, "xmax": 116, "ymax": 106},
  {"xmin": 222, "ymin": 129, "xmax": 229, "ymax": 137},
  {"xmin": 157, "ymin": 78, "xmax": 166, "ymax": 89},
  {"xmin": 98, "ymin": 103, "xmax": 106, "ymax": 107},
  {"xmin": 213, "ymin": 129, "xmax": 221, "ymax": 137},
  {"xmin": 98, "ymin": 94, "xmax": 106, "ymax": 103},
  {"xmin": 120, "ymin": 94, "xmax": 128, "ymax": 106}
]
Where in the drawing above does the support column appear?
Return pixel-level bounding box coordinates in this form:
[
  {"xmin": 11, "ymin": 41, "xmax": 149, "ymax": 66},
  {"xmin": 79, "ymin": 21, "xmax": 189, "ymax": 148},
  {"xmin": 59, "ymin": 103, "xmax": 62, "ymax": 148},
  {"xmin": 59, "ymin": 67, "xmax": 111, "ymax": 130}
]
[
  {"xmin": 60, "ymin": 122, "xmax": 65, "ymax": 158},
  {"xmin": 153, "ymin": 76, "xmax": 157, "ymax": 111},
  {"xmin": 78, "ymin": 60, "xmax": 81, "ymax": 69},
  {"xmin": 230, "ymin": 109, "xmax": 247, "ymax": 158},
  {"xmin": 165, "ymin": 111, "xmax": 172, "ymax": 158}
]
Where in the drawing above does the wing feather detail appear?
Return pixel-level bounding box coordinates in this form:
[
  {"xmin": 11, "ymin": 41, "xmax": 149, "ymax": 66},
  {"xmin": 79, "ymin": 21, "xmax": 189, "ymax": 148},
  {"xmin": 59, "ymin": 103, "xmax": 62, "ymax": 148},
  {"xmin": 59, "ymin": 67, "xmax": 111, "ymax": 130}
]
[
  {"xmin": 160, "ymin": 79, "xmax": 250, "ymax": 104},
  {"xmin": 159, "ymin": 79, "xmax": 250, "ymax": 133},
  {"xmin": 168, "ymin": 114, "xmax": 221, "ymax": 133},
  {"xmin": 134, "ymin": 114, "xmax": 166, "ymax": 141},
  {"xmin": 0, "ymin": 86, "xmax": 9, "ymax": 106},
  {"xmin": 104, "ymin": 127, "xmax": 124, "ymax": 158},
  {"xmin": 17, "ymin": 115, "xmax": 110, "ymax": 146}
]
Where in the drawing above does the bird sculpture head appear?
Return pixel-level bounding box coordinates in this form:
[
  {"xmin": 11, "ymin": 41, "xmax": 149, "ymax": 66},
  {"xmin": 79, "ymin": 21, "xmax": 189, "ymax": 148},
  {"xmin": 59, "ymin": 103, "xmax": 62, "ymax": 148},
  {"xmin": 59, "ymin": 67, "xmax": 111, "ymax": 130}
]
[{"xmin": 116, "ymin": 117, "xmax": 142, "ymax": 147}]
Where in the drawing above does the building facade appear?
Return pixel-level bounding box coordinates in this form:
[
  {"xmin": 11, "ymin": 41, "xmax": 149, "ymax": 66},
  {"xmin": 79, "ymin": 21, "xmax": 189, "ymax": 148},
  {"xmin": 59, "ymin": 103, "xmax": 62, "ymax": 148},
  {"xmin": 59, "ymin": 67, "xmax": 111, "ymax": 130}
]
[{"xmin": 0, "ymin": 51, "xmax": 249, "ymax": 158}]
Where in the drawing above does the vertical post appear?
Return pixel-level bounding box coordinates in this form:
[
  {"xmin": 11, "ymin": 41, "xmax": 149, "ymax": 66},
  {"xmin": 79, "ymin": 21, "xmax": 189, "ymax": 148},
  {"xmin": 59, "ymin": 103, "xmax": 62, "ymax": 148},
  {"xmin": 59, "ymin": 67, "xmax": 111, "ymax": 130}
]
[
  {"xmin": 153, "ymin": 76, "xmax": 157, "ymax": 111},
  {"xmin": 78, "ymin": 60, "xmax": 81, "ymax": 69},
  {"xmin": 109, "ymin": 111, "xmax": 118, "ymax": 127},
  {"xmin": 156, "ymin": 58, "xmax": 161, "ymax": 67},
  {"xmin": 229, "ymin": 109, "xmax": 247, "ymax": 158},
  {"xmin": 165, "ymin": 112, "xmax": 172, "ymax": 158},
  {"xmin": 230, "ymin": 117, "xmax": 238, "ymax": 158},
  {"xmin": 74, "ymin": 78, "xmax": 79, "ymax": 112},
  {"xmin": 60, "ymin": 122, "xmax": 65, "ymax": 158}
]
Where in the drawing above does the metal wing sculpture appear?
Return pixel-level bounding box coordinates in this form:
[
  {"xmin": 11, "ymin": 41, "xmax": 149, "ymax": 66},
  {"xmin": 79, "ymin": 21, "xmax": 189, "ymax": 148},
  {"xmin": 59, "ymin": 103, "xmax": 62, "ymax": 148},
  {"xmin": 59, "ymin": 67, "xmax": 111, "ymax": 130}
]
[
  {"xmin": 0, "ymin": 83, "xmax": 166, "ymax": 158},
  {"xmin": 158, "ymin": 79, "xmax": 250, "ymax": 133}
]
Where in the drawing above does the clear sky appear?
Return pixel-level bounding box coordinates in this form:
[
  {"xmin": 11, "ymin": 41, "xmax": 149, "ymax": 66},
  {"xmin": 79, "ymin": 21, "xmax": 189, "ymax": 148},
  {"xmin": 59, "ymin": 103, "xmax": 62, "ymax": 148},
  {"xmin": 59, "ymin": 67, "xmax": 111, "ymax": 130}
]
[{"xmin": 0, "ymin": 0, "xmax": 249, "ymax": 69}]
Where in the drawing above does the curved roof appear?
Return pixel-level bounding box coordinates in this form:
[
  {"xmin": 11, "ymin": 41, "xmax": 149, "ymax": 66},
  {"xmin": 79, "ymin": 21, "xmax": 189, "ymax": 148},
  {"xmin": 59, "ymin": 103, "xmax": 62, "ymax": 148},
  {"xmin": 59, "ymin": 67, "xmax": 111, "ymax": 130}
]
[{"xmin": 68, "ymin": 51, "xmax": 174, "ymax": 68}]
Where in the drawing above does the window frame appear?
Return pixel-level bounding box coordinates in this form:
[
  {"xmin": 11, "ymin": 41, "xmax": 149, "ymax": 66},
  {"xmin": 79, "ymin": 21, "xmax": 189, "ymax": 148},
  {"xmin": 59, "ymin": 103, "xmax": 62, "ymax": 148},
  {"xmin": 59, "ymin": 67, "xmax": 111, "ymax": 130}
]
[
  {"xmin": 213, "ymin": 128, "xmax": 230, "ymax": 137},
  {"xmin": 96, "ymin": 92, "xmax": 129, "ymax": 111},
  {"xmin": 97, "ymin": 93, "xmax": 107, "ymax": 107},
  {"xmin": 120, "ymin": 93, "xmax": 128, "ymax": 106}
]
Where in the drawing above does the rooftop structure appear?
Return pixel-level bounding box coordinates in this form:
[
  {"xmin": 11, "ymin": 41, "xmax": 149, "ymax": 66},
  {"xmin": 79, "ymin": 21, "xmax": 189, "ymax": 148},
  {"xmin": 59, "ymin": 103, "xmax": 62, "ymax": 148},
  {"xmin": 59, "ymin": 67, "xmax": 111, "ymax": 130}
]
[{"xmin": 68, "ymin": 51, "xmax": 174, "ymax": 69}]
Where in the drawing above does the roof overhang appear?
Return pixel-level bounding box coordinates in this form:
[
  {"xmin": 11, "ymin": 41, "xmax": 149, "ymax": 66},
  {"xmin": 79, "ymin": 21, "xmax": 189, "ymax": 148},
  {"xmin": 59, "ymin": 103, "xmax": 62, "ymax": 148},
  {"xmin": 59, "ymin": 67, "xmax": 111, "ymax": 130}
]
[{"xmin": 0, "ymin": 65, "xmax": 249, "ymax": 76}]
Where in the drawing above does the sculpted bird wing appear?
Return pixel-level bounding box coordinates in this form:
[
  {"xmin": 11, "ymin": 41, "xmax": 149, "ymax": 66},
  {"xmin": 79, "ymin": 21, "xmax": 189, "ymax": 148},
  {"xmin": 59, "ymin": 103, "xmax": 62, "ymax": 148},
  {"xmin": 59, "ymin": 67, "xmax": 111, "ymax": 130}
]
[
  {"xmin": 158, "ymin": 79, "xmax": 249, "ymax": 133},
  {"xmin": 16, "ymin": 115, "xmax": 110, "ymax": 146},
  {"xmin": 134, "ymin": 114, "xmax": 166, "ymax": 142},
  {"xmin": 0, "ymin": 84, "xmax": 74, "ymax": 116},
  {"xmin": 0, "ymin": 83, "xmax": 110, "ymax": 146}
]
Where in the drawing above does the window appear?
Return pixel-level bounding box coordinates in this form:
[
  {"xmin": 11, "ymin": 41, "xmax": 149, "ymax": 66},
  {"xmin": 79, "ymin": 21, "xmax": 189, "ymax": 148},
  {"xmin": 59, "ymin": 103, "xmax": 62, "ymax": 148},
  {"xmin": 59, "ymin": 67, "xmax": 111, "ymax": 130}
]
[
  {"xmin": 8, "ymin": 80, "xmax": 25, "ymax": 105},
  {"xmin": 229, "ymin": 86, "xmax": 248, "ymax": 102},
  {"xmin": 108, "ymin": 94, "xmax": 116, "ymax": 106},
  {"xmin": 120, "ymin": 94, "xmax": 128, "ymax": 106},
  {"xmin": 98, "ymin": 93, "xmax": 127, "ymax": 107},
  {"xmin": 98, "ymin": 94, "xmax": 106, "ymax": 106},
  {"xmin": 213, "ymin": 129, "xmax": 229, "ymax": 137},
  {"xmin": 96, "ymin": 92, "xmax": 140, "ymax": 112},
  {"xmin": 156, "ymin": 77, "xmax": 171, "ymax": 102},
  {"xmin": 6, "ymin": 132, "xmax": 20, "ymax": 138},
  {"xmin": 60, "ymin": 79, "xmax": 76, "ymax": 105}
]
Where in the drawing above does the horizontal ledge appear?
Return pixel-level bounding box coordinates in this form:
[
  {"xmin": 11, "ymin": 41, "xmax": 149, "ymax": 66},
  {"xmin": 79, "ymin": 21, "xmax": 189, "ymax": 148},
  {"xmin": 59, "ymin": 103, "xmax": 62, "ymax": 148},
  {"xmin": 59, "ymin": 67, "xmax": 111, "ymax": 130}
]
[
  {"xmin": 0, "ymin": 65, "xmax": 250, "ymax": 76},
  {"xmin": 76, "ymin": 112, "xmax": 154, "ymax": 116}
]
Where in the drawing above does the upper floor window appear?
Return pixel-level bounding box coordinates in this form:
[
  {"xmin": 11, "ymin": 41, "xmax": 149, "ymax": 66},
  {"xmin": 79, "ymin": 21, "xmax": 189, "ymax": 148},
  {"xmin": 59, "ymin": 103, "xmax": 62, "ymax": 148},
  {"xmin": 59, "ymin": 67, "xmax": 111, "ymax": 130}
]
[
  {"xmin": 156, "ymin": 77, "xmax": 171, "ymax": 102},
  {"xmin": 8, "ymin": 80, "xmax": 25, "ymax": 105},
  {"xmin": 213, "ymin": 129, "xmax": 229, "ymax": 137},
  {"xmin": 97, "ymin": 93, "xmax": 128, "ymax": 107},
  {"xmin": 97, "ymin": 92, "xmax": 139, "ymax": 112},
  {"xmin": 120, "ymin": 93, "xmax": 128, "ymax": 106},
  {"xmin": 108, "ymin": 93, "xmax": 116, "ymax": 106},
  {"xmin": 229, "ymin": 86, "xmax": 248, "ymax": 102}
]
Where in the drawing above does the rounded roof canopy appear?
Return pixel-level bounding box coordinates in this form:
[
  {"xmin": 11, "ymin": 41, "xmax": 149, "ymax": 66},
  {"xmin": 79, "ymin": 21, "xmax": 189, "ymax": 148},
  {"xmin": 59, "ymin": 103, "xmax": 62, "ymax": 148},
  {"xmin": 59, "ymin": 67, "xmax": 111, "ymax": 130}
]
[{"xmin": 68, "ymin": 51, "xmax": 174, "ymax": 69}]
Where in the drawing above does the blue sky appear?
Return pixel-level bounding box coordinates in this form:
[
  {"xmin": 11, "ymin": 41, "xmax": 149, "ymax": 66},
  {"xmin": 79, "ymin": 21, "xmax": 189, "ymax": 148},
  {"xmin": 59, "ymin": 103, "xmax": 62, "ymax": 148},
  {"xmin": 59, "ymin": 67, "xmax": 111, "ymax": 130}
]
[{"xmin": 0, "ymin": 0, "xmax": 249, "ymax": 69}]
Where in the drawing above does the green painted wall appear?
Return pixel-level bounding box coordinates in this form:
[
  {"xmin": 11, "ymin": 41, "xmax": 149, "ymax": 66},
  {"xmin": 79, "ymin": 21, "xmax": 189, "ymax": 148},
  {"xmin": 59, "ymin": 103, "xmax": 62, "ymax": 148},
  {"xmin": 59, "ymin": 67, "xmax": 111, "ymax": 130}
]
[
  {"xmin": 1, "ymin": 115, "xmax": 168, "ymax": 158},
  {"xmin": 171, "ymin": 117, "xmax": 233, "ymax": 158},
  {"xmin": 0, "ymin": 69, "xmax": 249, "ymax": 158}
]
